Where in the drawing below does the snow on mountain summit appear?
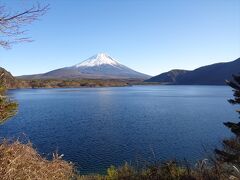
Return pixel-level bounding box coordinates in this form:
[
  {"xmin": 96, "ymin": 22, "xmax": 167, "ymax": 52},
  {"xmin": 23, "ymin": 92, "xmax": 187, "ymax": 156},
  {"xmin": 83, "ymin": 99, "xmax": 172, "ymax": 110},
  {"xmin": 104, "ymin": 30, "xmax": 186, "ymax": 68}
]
[
  {"xmin": 20, "ymin": 53, "xmax": 151, "ymax": 79},
  {"xmin": 74, "ymin": 53, "xmax": 121, "ymax": 67}
]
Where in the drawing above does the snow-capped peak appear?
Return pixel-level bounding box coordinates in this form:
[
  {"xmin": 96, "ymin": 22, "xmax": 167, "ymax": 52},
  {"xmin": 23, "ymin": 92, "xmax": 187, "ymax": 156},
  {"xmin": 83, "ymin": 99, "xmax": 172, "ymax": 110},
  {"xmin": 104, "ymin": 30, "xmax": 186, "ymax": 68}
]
[{"xmin": 74, "ymin": 53, "xmax": 121, "ymax": 67}]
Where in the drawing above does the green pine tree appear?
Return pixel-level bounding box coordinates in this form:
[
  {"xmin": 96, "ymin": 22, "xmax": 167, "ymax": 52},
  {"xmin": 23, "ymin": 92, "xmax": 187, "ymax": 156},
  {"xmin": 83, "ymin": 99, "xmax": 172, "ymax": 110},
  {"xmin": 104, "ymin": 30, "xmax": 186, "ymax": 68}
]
[{"xmin": 215, "ymin": 74, "xmax": 240, "ymax": 163}]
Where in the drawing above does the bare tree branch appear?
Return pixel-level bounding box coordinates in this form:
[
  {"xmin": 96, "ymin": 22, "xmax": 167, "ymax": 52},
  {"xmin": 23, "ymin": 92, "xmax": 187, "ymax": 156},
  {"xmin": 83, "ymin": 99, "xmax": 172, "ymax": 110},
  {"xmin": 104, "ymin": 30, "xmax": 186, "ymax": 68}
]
[{"xmin": 0, "ymin": 3, "xmax": 49, "ymax": 49}]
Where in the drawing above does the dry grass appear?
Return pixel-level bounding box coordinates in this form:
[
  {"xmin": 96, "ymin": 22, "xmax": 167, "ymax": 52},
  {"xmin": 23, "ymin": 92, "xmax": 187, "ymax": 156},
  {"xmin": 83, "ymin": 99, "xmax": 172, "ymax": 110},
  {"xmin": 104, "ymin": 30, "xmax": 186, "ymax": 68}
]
[
  {"xmin": 0, "ymin": 140, "xmax": 75, "ymax": 180},
  {"xmin": 0, "ymin": 139, "xmax": 236, "ymax": 180}
]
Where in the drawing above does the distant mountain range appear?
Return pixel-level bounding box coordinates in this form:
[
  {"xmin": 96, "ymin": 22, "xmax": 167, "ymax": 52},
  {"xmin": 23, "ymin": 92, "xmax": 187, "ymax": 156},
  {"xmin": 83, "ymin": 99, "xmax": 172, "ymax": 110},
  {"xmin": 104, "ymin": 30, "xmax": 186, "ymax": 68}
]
[
  {"xmin": 4, "ymin": 55, "xmax": 240, "ymax": 86},
  {"xmin": 19, "ymin": 53, "xmax": 150, "ymax": 80},
  {"xmin": 146, "ymin": 57, "xmax": 240, "ymax": 85}
]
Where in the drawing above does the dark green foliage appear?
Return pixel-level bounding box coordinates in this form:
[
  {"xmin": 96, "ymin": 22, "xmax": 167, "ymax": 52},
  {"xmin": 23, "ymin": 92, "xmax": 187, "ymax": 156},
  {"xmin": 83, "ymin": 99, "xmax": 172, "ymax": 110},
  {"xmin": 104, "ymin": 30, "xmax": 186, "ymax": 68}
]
[
  {"xmin": 0, "ymin": 72, "xmax": 18, "ymax": 123},
  {"xmin": 214, "ymin": 74, "xmax": 240, "ymax": 178},
  {"xmin": 227, "ymin": 75, "xmax": 240, "ymax": 105}
]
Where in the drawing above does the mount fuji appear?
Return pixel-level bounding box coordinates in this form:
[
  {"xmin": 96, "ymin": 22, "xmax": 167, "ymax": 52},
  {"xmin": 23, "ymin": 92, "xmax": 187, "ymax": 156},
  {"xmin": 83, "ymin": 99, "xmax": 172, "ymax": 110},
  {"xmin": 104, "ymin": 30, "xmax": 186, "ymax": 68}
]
[{"xmin": 20, "ymin": 53, "xmax": 150, "ymax": 80}]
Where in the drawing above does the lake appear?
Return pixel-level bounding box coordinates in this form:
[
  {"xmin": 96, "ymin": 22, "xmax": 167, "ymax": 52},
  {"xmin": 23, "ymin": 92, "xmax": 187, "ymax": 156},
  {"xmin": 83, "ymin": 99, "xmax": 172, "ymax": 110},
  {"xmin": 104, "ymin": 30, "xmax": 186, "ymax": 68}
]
[{"xmin": 0, "ymin": 85, "xmax": 237, "ymax": 174}]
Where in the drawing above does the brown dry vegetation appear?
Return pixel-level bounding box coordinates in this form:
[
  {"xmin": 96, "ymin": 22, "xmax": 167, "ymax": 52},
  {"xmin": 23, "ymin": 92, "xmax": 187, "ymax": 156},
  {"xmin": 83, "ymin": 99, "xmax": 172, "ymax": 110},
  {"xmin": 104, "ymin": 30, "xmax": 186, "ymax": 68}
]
[
  {"xmin": 16, "ymin": 79, "xmax": 131, "ymax": 89},
  {"xmin": 76, "ymin": 160, "xmax": 239, "ymax": 180},
  {"xmin": 0, "ymin": 140, "xmax": 75, "ymax": 180}
]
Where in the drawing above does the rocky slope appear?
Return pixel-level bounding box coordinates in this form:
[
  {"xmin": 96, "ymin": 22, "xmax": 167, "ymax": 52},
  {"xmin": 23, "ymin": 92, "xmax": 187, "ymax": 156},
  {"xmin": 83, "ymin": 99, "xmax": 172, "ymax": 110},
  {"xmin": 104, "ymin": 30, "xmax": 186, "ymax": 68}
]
[{"xmin": 0, "ymin": 67, "xmax": 18, "ymax": 88}]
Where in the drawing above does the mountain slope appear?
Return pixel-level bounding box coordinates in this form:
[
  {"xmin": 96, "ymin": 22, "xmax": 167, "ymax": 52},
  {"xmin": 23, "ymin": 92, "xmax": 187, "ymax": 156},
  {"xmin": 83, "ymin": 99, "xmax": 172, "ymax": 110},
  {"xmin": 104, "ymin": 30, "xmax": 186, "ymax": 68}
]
[
  {"xmin": 0, "ymin": 67, "xmax": 18, "ymax": 88},
  {"xmin": 145, "ymin": 69, "xmax": 189, "ymax": 84},
  {"xmin": 146, "ymin": 57, "xmax": 240, "ymax": 85},
  {"xmin": 20, "ymin": 53, "xmax": 150, "ymax": 80}
]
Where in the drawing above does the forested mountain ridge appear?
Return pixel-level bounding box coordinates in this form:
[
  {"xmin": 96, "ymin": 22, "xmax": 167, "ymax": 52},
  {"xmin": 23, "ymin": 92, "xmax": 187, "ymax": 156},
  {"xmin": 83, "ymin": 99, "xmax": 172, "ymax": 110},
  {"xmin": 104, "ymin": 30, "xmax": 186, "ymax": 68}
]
[{"xmin": 146, "ymin": 57, "xmax": 240, "ymax": 85}]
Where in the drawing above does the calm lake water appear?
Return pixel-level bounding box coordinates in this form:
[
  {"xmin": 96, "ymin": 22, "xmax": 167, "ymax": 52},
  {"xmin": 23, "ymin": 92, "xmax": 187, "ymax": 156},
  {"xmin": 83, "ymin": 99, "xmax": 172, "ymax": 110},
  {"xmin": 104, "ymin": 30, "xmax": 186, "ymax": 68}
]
[{"xmin": 0, "ymin": 85, "xmax": 238, "ymax": 174}]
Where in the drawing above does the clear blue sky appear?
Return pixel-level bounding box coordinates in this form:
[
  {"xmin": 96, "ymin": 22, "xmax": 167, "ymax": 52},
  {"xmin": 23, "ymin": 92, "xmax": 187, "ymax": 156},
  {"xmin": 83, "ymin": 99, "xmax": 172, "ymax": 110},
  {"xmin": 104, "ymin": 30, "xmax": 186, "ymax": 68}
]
[{"xmin": 0, "ymin": 0, "xmax": 239, "ymax": 76}]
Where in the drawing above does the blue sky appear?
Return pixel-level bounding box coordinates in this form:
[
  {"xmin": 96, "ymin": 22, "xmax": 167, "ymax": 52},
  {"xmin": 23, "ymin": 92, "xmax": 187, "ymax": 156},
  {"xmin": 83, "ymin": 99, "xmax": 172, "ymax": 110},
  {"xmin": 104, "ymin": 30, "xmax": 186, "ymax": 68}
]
[{"xmin": 0, "ymin": 0, "xmax": 239, "ymax": 76}]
